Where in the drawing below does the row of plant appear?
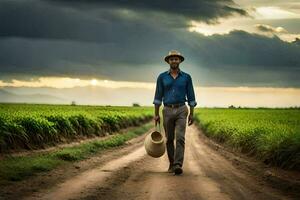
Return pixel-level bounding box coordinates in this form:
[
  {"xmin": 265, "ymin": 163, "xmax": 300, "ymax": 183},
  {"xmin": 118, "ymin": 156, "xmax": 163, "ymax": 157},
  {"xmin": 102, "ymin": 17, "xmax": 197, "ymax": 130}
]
[
  {"xmin": 0, "ymin": 122, "xmax": 153, "ymax": 182},
  {"xmin": 194, "ymin": 108, "xmax": 300, "ymax": 170},
  {"xmin": 0, "ymin": 104, "xmax": 153, "ymax": 152}
]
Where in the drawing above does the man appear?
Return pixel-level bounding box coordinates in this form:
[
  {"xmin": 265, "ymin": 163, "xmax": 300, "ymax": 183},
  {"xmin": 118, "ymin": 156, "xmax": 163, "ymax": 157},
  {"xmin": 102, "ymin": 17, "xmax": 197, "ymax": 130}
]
[{"xmin": 153, "ymin": 50, "xmax": 197, "ymax": 175}]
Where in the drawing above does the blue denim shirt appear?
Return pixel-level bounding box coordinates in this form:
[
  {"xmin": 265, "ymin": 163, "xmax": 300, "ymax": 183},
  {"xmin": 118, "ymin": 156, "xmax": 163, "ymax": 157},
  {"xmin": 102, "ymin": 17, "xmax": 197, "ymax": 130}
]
[{"xmin": 153, "ymin": 68, "xmax": 197, "ymax": 107}]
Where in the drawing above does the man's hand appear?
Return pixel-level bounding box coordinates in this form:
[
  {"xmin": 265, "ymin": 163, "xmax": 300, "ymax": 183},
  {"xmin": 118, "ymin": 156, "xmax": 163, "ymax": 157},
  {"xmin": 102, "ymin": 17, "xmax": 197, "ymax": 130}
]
[
  {"xmin": 188, "ymin": 114, "xmax": 194, "ymax": 126},
  {"xmin": 154, "ymin": 115, "xmax": 160, "ymax": 126}
]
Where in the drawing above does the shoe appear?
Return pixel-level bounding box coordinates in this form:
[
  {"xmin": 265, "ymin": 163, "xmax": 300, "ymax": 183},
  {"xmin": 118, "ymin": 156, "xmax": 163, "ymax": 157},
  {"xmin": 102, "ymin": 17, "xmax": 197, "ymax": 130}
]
[
  {"xmin": 167, "ymin": 164, "xmax": 174, "ymax": 173},
  {"xmin": 174, "ymin": 164, "xmax": 183, "ymax": 175}
]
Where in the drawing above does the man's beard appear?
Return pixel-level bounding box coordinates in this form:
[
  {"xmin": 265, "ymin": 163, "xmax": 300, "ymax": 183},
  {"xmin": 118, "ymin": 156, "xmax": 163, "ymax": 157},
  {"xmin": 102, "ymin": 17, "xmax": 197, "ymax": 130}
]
[{"xmin": 170, "ymin": 64, "xmax": 179, "ymax": 70}]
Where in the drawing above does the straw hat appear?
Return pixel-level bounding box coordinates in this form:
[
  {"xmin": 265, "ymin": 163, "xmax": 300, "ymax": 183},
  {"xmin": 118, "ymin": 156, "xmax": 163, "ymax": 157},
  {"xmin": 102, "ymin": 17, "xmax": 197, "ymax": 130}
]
[{"xmin": 164, "ymin": 50, "xmax": 185, "ymax": 63}]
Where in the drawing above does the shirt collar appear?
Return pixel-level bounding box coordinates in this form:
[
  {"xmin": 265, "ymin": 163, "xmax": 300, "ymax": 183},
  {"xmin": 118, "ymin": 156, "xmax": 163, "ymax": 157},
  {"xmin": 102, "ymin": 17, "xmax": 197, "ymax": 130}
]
[{"xmin": 167, "ymin": 68, "xmax": 183, "ymax": 76}]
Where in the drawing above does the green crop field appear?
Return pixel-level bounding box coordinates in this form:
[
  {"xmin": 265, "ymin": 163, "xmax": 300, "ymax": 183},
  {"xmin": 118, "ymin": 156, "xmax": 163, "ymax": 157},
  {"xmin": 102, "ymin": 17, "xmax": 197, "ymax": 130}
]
[
  {"xmin": 194, "ymin": 108, "xmax": 300, "ymax": 170},
  {"xmin": 2, "ymin": 104, "xmax": 300, "ymax": 171},
  {"xmin": 0, "ymin": 103, "xmax": 153, "ymax": 152}
]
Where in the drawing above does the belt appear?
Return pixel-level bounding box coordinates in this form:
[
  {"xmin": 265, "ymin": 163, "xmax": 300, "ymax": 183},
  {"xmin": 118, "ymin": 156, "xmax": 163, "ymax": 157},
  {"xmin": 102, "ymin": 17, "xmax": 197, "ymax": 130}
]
[{"xmin": 164, "ymin": 103, "xmax": 185, "ymax": 108}]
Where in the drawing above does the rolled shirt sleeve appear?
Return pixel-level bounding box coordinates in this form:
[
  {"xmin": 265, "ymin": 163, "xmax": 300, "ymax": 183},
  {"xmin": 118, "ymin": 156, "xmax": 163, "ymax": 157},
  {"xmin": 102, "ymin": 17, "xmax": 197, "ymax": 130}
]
[
  {"xmin": 153, "ymin": 75, "xmax": 164, "ymax": 105},
  {"xmin": 186, "ymin": 75, "xmax": 197, "ymax": 107}
]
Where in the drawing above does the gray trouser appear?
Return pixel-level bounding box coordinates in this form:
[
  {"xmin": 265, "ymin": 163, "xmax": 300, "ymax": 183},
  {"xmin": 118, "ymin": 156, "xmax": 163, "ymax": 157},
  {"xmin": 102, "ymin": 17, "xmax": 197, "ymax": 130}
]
[{"xmin": 162, "ymin": 104, "xmax": 189, "ymax": 167}]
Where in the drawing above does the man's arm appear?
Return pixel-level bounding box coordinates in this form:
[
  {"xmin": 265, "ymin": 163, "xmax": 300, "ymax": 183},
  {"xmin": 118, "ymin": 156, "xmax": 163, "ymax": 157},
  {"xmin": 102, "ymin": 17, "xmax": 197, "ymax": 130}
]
[
  {"xmin": 186, "ymin": 74, "xmax": 197, "ymax": 125},
  {"xmin": 189, "ymin": 106, "xmax": 194, "ymax": 116},
  {"xmin": 153, "ymin": 75, "xmax": 164, "ymax": 125},
  {"xmin": 186, "ymin": 74, "xmax": 197, "ymax": 108},
  {"xmin": 154, "ymin": 104, "xmax": 160, "ymax": 117}
]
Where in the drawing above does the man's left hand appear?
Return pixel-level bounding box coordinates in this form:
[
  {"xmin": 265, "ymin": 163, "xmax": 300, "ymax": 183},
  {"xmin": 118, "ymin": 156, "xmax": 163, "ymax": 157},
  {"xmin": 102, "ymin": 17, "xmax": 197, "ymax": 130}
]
[{"xmin": 188, "ymin": 114, "xmax": 194, "ymax": 126}]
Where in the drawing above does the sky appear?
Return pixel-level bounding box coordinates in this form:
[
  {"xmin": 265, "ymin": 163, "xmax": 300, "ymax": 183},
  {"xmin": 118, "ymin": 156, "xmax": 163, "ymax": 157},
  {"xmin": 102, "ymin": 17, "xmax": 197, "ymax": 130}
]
[{"xmin": 0, "ymin": 0, "xmax": 300, "ymax": 107}]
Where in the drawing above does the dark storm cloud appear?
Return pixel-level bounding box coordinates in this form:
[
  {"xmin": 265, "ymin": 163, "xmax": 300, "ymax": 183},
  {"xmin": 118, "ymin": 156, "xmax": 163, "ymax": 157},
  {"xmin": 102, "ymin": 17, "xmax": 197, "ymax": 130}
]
[
  {"xmin": 0, "ymin": 0, "xmax": 300, "ymax": 87},
  {"xmin": 0, "ymin": 0, "xmax": 156, "ymax": 43},
  {"xmin": 0, "ymin": 0, "xmax": 181, "ymax": 78},
  {"xmin": 46, "ymin": 0, "xmax": 248, "ymax": 23},
  {"xmin": 0, "ymin": 0, "xmax": 247, "ymax": 42},
  {"xmin": 254, "ymin": 24, "xmax": 287, "ymax": 33},
  {"xmin": 256, "ymin": 19, "xmax": 300, "ymax": 34},
  {"xmin": 255, "ymin": 24, "xmax": 278, "ymax": 33},
  {"xmin": 185, "ymin": 30, "xmax": 299, "ymax": 68},
  {"xmin": 1, "ymin": 29, "xmax": 300, "ymax": 87},
  {"xmin": 156, "ymin": 29, "xmax": 300, "ymax": 87}
]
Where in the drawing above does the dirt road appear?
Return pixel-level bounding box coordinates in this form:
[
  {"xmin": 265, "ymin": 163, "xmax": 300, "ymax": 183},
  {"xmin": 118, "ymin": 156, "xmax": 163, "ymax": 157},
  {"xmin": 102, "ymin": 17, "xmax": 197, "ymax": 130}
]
[{"xmin": 5, "ymin": 124, "xmax": 299, "ymax": 200}]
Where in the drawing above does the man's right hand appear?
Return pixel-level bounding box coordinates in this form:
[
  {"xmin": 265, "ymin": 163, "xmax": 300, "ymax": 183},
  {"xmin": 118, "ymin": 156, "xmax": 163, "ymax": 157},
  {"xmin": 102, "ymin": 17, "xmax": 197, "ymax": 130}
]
[{"xmin": 154, "ymin": 115, "xmax": 160, "ymax": 126}]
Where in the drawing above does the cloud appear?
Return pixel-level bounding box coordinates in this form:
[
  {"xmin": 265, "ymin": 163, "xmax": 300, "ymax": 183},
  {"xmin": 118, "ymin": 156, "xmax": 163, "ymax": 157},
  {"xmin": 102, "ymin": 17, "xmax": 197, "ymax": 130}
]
[
  {"xmin": 254, "ymin": 23, "xmax": 300, "ymax": 42},
  {"xmin": 181, "ymin": 30, "xmax": 300, "ymax": 68},
  {"xmin": 253, "ymin": 6, "xmax": 300, "ymax": 19},
  {"xmin": 255, "ymin": 24, "xmax": 288, "ymax": 33},
  {"xmin": 292, "ymin": 38, "xmax": 300, "ymax": 45},
  {"xmin": 1, "ymin": 29, "xmax": 300, "ymax": 87},
  {"xmin": 0, "ymin": 0, "xmax": 248, "ymax": 42},
  {"xmin": 0, "ymin": 0, "xmax": 299, "ymax": 88},
  {"xmin": 176, "ymin": 30, "xmax": 300, "ymax": 87},
  {"xmin": 46, "ymin": 0, "xmax": 248, "ymax": 23},
  {"xmin": 0, "ymin": 77, "xmax": 155, "ymax": 89}
]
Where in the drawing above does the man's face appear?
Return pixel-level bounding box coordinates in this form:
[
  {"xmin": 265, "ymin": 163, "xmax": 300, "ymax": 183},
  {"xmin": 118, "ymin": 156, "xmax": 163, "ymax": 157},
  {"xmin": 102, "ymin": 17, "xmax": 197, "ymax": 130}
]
[{"xmin": 168, "ymin": 56, "xmax": 181, "ymax": 69}]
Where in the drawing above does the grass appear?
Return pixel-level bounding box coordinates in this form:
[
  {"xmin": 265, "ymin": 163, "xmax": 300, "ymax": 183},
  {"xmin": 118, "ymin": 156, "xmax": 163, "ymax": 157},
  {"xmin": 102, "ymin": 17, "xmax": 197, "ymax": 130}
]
[
  {"xmin": 0, "ymin": 121, "xmax": 153, "ymax": 183},
  {"xmin": 0, "ymin": 103, "xmax": 153, "ymax": 151},
  {"xmin": 194, "ymin": 108, "xmax": 300, "ymax": 170}
]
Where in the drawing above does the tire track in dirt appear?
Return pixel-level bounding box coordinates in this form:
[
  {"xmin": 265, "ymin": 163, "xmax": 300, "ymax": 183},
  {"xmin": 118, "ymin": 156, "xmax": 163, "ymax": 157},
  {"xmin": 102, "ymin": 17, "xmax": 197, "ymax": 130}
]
[
  {"xmin": 79, "ymin": 125, "xmax": 294, "ymax": 200},
  {"xmin": 24, "ymin": 145, "xmax": 147, "ymax": 200},
  {"xmin": 18, "ymin": 123, "xmax": 298, "ymax": 200}
]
